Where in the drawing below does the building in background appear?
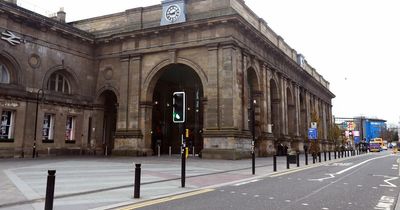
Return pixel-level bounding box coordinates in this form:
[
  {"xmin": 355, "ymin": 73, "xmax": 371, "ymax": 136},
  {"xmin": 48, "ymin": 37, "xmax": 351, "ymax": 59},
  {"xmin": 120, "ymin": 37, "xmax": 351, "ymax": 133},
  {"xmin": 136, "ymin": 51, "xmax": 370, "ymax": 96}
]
[
  {"xmin": 0, "ymin": 0, "xmax": 334, "ymax": 158},
  {"xmin": 335, "ymin": 117, "xmax": 386, "ymax": 146}
]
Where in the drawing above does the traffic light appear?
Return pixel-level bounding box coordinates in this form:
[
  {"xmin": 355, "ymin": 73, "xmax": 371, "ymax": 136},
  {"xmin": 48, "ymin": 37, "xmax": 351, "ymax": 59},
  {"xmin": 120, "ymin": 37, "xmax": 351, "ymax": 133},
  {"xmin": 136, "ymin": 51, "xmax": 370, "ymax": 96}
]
[{"xmin": 172, "ymin": 92, "xmax": 185, "ymax": 123}]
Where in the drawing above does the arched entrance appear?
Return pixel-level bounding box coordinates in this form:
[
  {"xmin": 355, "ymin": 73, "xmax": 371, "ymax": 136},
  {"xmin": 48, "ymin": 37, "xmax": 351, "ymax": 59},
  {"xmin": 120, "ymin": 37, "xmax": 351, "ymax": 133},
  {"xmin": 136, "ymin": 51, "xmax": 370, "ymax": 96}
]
[
  {"xmin": 300, "ymin": 92, "xmax": 307, "ymax": 137},
  {"xmin": 246, "ymin": 68, "xmax": 260, "ymax": 137},
  {"xmin": 287, "ymin": 87, "xmax": 296, "ymax": 136},
  {"xmin": 97, "ymin": 90, "xmax": 118, "ymax": 155},
  {"xmin": 151, "ymin": 64, "xmax": 204, "ymax": 155},
  {"xmin": 270, "ymin": 79, "xmax": 280, "ymax": 138}
]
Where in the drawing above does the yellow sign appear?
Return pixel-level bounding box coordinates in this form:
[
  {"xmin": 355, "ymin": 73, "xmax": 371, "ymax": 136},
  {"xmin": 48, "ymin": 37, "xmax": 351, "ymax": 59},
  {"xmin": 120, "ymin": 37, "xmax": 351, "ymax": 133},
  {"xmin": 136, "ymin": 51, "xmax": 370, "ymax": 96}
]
[{"xmin": 185, "ymin": 129, "xmax": 189, "ymax": 138}]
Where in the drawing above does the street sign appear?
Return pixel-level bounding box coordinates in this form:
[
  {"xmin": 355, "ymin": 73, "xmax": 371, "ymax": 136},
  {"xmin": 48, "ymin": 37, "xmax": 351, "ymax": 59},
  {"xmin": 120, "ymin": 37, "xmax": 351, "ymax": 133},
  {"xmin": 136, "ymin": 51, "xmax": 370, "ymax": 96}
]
[
  {"xmin": 308, "ymin": 128, "xmax": 318, "ymax": 140},
  {"xmin": 311, "ymin": 122, "xmax": 317, "ymax": 129}
]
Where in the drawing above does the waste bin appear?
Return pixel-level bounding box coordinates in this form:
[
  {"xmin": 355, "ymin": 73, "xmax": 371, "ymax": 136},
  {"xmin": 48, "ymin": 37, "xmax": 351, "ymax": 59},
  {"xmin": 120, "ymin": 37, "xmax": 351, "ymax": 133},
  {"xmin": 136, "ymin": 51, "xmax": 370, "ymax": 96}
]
[{"xmin": 288, "ymin": 154, "xmax": 297, "ymax": 164}]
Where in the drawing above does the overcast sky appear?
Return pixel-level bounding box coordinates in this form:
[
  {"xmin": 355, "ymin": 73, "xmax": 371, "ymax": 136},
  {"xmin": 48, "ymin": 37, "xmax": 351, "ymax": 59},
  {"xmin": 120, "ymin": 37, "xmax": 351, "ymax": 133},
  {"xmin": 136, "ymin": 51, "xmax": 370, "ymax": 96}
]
[{"xmin": 17, "ymin": 0, "xmax": 400, "ymax": 125}]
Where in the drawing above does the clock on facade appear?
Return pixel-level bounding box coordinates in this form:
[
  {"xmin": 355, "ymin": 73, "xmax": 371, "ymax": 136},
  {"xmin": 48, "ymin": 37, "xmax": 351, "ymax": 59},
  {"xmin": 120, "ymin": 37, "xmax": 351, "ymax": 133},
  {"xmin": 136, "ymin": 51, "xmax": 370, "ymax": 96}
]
[{"xmin": 165, "ymin": 4, "xmax": 181, "ymax": 23}]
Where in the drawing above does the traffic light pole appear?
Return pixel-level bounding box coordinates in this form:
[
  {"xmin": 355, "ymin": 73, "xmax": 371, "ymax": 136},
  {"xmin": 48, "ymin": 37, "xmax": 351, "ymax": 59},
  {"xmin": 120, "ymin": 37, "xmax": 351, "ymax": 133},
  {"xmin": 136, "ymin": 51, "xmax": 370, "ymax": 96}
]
[
  {"xmin": 251, "ymin": 100, "xmax": 256, "ymax": 175},
  {"xmin": 180, "ymin": 123, "xmax": 186, "ymax": 188}
]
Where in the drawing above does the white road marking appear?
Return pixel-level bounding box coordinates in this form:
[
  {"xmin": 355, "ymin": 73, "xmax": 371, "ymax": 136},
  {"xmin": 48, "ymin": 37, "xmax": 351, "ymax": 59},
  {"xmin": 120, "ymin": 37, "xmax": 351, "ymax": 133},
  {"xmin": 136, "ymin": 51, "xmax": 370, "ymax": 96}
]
[
  {"xmin": 357, "ymin": 185, "xmax": 363, "ymax": 187},
  {"xmin": 254, "ymin": 195, "xmax": 259, "ymax": 197},
  {"xmin": 308, "ymin": 174, "xmax": 335, "ymax": 182},
  {"xmin": 230, "ymin": 191, "xmax": 236, "ymax": 194},
  {"xmin": 375, "ymin": 196, "xmax": 395, "ymax": 210},
  {"xmin": 269, "ymin": 197, "xmax": 274, "ymax": 200},
  {"xmin": 322, "ymin": 208, "xmax": 329, "ymax": 210},
  {"xmin": 336, "ymin": 155, "xmax": 391, "ymax": 175},
  {"xmin": 372, "ymin": 187, "xmax": 378, "ymax": 189},
  {"xmin": 373, "ymin": 175, "xmax": 398, "ymax": 188},
  {"xmin": 234, "ymin": 179, "xmax": 260, "ymax": 186},
  {"xmin": 343, "ymin": 183, "xmax": 348, "ymax": 185},
  {"xmin": 302, "ymin": 203, "xmax": 309, "ymax": 206},
  {"xmin": 241, "ymin": 193, "xmax": 247, "ymax": 195},
  {"xmin": 285, "ymin": 200, "xmax": 291, "ymax": 202},
  {"xmin": 328, "ymin": 162, "xmax": 353, "ymax": 166}
]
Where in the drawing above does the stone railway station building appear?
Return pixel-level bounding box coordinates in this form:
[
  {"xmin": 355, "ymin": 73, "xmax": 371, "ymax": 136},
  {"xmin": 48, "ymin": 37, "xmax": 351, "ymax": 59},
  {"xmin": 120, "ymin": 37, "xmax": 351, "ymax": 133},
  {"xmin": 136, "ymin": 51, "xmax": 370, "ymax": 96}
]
[{"xmin": 0, "ymin": 0, "xmax": 334, "ymax": 159}]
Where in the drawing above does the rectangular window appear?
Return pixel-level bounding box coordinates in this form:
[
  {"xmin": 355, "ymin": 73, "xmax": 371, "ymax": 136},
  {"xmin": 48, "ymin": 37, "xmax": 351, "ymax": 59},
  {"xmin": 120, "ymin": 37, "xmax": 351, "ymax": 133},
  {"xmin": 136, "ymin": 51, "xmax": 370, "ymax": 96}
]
[
  {"xmin": 65, "ymin": 116, "xmax": 75, "ymax": 141},
  {"xmin": 42, "ymin": 114, "xmax": 55, "ymax": 140},
  {"xmin": 0, "ymin": 110, "xmax": 15, "ymax": 140}
]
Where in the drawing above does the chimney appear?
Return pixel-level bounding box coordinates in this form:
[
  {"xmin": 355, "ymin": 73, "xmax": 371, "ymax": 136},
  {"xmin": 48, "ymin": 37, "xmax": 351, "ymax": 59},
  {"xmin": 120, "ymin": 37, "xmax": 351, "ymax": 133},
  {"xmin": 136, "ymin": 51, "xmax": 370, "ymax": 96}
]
[
  {"xmin": 57, "ymin": 7, "xmax": 66, "ymax": 23},
  {"xmin": 4, "ymin": 0, "xmax": 17, "ymax": 5}
]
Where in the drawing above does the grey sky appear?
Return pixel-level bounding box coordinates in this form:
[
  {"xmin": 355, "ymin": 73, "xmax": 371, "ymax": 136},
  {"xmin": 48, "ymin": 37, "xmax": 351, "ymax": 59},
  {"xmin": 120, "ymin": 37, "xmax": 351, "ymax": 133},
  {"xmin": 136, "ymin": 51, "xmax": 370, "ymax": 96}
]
[{"xmin": 17, "ymin": 0, "xmax": 400, "ymax": 125}]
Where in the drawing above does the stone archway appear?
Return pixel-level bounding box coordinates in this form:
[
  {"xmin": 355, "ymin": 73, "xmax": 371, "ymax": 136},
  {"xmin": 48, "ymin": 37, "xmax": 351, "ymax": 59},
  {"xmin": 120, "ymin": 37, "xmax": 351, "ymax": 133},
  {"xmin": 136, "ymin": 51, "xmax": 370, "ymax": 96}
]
[
  {"xmin": 270, "ymin": 79, "xmax": 280, "ymax": 138},
  {"xmin": 147, "ymin": 63, "xmax": 204, "ymax": 155},
  {"xmin": 287, "ymin": 87, "xmax": 296, "ymax": 136},
  {"xmin": 96, "ymin": 90, "xmax": 118, "ymax": 156}
]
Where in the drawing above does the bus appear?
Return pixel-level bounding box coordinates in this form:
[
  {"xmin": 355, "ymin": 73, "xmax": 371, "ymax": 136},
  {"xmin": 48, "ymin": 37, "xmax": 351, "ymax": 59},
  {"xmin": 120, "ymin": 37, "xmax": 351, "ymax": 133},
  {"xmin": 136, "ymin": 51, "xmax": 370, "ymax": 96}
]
[{"xmin": 369, "ymin": 142, "xmax": 381, "ymax": 152}]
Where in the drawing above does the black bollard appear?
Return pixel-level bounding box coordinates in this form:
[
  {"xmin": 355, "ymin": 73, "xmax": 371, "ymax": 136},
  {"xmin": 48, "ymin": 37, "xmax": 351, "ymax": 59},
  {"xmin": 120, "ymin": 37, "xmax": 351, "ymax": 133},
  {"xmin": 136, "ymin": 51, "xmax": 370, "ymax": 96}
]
[
  {"xmin": 286, "ymin": 154, "xmax": 290, "ymax": 169},
  {"xmin": 334, "ymin": 151, "xmax": 337, "ymax": 159},
  {"xmin": 44, "ymin": 170, "xmax": 56, "ymax": 210},
  {"xmin": 329, "ymin": 151, "xmax": 331, "ymax": 160},
  {"xmin": 324, "ymin": 151, "xmax": 327, "ymax": 162},
  {"xmin": 297, "ymin": 153, "xmax": 300, "ymax": 167},
  {"xmin": 313, "ymin": 155, "xmax": 316, "ymax": 164},
  {"xmin": 318, "ymin": 152, "xmax": 321, "ymax": 162},
  {"xmin": 134, "ymin": 164, "xmax": 141, "ymax": 199},
  {"xmin": 273, "ymin": 155, "xmax": 277, "ymax": 172},
  {"xmin": 305, "ymin": 153, "xmax": 308, "ymax": 165}
]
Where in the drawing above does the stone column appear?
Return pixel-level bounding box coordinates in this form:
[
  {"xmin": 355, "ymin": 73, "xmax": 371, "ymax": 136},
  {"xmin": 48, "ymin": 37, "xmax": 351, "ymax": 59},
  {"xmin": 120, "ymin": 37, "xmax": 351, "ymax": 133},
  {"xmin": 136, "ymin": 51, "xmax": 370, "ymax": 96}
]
[
  {"xmin": 205, "ymin": 44, "xmax": 219, "ymax": 129},
  {"xmin": 116, "ymin": 57, "xmax": 129, "ymax": 131},
  {"xmin": 322, "ymin": 102, "xmax": 328, "ymax": 140},
  {"xmin": 219, "ymin": 44, "xmax": 237, "ymax": 128},
  {"xmin": 280, "ymin": 77, "xmax": 288, "ymax": 136},
  {"xmin": 265, "ymin": 66, "xmax": 272, "ymax": 128},
  {"xmin": 260, "ymin": 64, "xmax": 268, "ymax": 133},
  {"xmin": 128, "ymin": 56, "xmax": 142, "ymax": 131},
  {"xmin": 242, "ymin": 53, "xmax": 249, "ymax": 131},
  {"xmin": 305, "ymin": 91, "xmax": 311, "ymax": 129},
  {"xmin": 294, "ymin": 84, "xmax": 300, "ymax": 137},
  {"xmin": 113, "ymin": 56, "xmax": 145, "ymax": 156}
]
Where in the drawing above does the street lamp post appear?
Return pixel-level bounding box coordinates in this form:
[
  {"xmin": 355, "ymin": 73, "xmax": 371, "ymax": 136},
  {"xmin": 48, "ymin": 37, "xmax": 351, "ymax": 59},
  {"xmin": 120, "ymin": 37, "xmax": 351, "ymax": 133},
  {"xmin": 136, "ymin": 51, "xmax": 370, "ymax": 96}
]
[
  {"xmin": 33, "ymin": 89, "xmax": 44, "ymax": 158},
  {"xmin": 251, "ymin": 99, "xmax": 256, "ymax": 175}
]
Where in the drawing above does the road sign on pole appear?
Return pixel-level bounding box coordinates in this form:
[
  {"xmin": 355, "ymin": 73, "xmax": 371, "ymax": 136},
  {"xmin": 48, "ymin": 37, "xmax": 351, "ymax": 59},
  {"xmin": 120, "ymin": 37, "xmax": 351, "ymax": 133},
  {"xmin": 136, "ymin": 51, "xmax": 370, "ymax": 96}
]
[{"xmin": 308, "ymin": 128, "xmax": 318, "ymax": 140}]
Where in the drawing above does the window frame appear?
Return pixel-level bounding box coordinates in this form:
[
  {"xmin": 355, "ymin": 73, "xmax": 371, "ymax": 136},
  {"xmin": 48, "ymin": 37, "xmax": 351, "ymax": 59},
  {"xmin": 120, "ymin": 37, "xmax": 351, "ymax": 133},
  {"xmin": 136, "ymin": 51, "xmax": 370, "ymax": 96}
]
[
  {"xmin": 65, "ymin": 116, "xmax": 76, "ymax": 141},
  {"xmin": 42, "ymin": 113, "xmax": 55, "ymax": 141},
  {"xmin": 0, "ymin": 110, "xmax": 15, "ymax": 141},
  {"xmin": 0, "ymin": 63, "xmax": 10, "ymax": 84},
  {"xmin": 47, "ymin": 73, "xmax": 70, "ymax": 94}
]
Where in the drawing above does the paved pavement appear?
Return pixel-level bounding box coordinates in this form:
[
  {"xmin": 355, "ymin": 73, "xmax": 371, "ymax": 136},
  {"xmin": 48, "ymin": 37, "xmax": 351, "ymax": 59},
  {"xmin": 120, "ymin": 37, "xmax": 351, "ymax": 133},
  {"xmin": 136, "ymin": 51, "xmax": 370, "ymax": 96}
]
[{"xmin": 0, "ymin": 151, "xmax": 366, "ymax": 210}]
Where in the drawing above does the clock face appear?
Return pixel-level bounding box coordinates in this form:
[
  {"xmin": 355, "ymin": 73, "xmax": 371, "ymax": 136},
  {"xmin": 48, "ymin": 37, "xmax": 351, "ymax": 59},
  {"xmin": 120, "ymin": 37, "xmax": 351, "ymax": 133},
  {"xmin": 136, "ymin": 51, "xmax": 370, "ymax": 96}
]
[{"xmin": 165, "ymin": 4, "xmax": 181, "ymax": 23}]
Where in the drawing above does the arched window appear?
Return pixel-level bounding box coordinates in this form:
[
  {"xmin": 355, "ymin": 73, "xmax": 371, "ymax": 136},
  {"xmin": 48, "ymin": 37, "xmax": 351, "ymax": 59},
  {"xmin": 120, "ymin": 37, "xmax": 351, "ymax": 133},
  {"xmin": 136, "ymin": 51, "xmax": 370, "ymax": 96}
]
[
  {"xmin": 0, "ymin": 64, "xmax": 10, "ymax": 84},
  {"xmin": 47, "ymin": 73, "xmax": 70, "ymax": 94}
]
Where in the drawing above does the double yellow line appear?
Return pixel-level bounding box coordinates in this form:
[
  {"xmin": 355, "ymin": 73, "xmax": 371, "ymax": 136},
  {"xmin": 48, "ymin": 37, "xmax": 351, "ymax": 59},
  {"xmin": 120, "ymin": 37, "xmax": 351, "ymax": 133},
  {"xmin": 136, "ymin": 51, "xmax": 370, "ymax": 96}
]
[{"xmin": 117, "ymin": 189, "xmax": 215, "ymax": 210}]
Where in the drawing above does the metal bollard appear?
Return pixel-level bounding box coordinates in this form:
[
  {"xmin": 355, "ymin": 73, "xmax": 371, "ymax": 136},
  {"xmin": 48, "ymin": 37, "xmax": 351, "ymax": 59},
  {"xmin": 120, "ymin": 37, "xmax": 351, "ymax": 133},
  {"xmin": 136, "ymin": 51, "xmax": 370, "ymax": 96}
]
[
  {"xmin": 318, "ymin": 152, "xmax": 321, "ymax": 163},
  {"xmin": 297, "ymin": 153, "xmax": 300, "ymax": 167},
  {"xmin": 134, "ymin": 164, "xmax": 141, "ymax": 199},
  {"xmin": 273, "ymin": 155, "xmax": 277, "ymax": 172},
  {"xmin": 157, "ymin": 145, "xmax": 160, "ymax": 157},
  {"xmin": 329, "ymin": 151, "xmax": 331, "ymax": 160},
  {"xmin": 313, "ymin": 155, "xmax": 316, "ymax": 164},
  {"xmin": 324, "ymin": 151, "xmax": 327, "ymax": 162},
  {"xmin": 44, "ymin": 170, "xmax": 56, "ymax": 210},
  {"xmin": 192, "ymin": 146, "xmax": 195, "ymax": 157},
  {"xmin": 305, "ymin": 153, "xmax": 308, "ymax": 165},
  {"xmin": 286, "ymin": 154, "xmax": 290, "ymax": 169},
  {"xmin": 334, "ymin": 151, "xmax": 337, "ymax": 159},
  {"xmin": 169, "ymin": 146, "xmax": 172, "ymax": 156}
]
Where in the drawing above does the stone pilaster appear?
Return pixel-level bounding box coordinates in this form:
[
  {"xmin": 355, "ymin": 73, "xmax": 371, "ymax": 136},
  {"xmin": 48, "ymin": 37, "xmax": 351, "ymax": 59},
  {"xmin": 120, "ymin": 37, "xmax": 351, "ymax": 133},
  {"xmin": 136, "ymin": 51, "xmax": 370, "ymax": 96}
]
[
  {"xmin": 205, "ymin": 44, "xmax": 219, "ymax": 129},
  {"xmin": 294, "ymin": 84, "xmax": 300, "ymax": 136}
]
